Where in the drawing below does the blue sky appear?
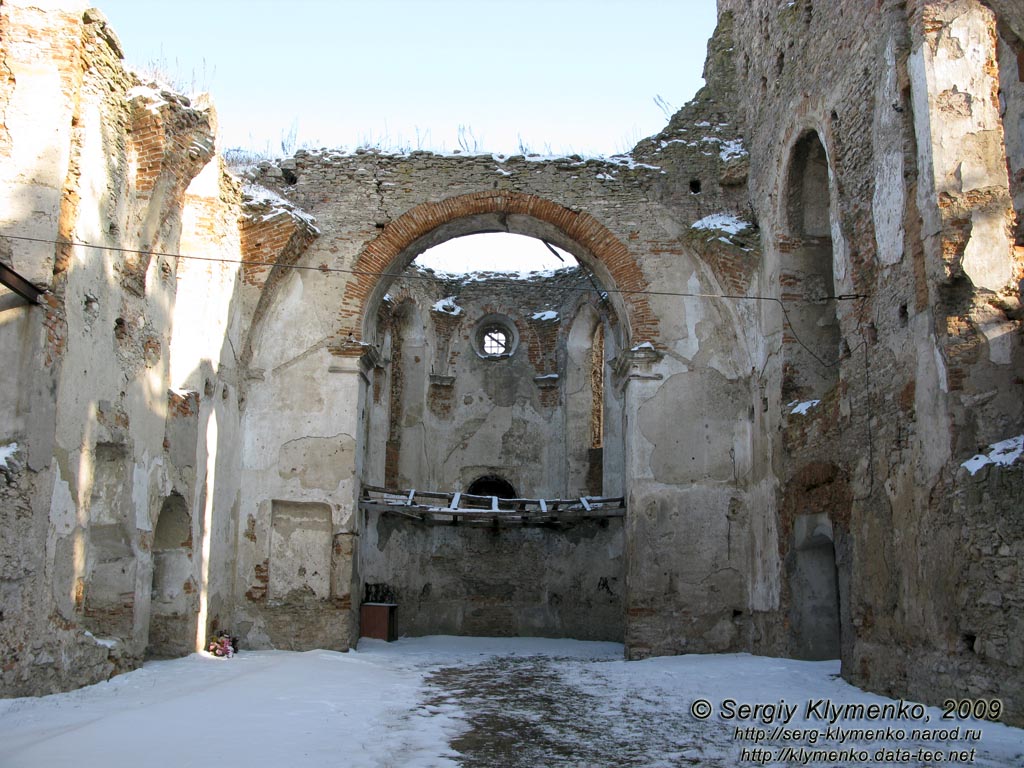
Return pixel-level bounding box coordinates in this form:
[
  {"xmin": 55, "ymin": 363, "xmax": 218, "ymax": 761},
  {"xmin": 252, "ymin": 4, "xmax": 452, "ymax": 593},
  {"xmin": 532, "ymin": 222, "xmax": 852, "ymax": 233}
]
[{"xmin": 97, "ymin": 0, "xmax": 719, "ymax": 157}]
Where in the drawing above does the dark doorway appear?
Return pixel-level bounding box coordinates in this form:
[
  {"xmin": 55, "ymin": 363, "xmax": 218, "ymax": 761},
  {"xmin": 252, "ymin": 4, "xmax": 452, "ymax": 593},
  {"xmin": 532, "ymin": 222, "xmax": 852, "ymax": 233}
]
[{"xmin": 467, "ymin": 475, "xmax": 517, "ymax": 498}]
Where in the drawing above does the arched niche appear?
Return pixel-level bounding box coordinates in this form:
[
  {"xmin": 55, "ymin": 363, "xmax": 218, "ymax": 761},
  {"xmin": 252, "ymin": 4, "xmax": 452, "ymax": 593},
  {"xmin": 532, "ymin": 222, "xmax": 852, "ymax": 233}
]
[
  {"xmin": 788, "ymin": 512, "xmax": 841, "ymax": 660},
  {"xmin": 147, "ymin": 493, "xmax": 196, "ymax": 659},
  {"xmin": 781, "ymin": 131, "xmax": 840, "ymax": 401},
  {"xmin": 565, "ymin": 302, "xmax": 612, "ymax": 496},
  {"xmin": 381, "ymin": 298, "xmax": 427, "ymax": 489},
  {"xmin": 466, "ymin": 474, "xmax": 517, "ymax": 499}
]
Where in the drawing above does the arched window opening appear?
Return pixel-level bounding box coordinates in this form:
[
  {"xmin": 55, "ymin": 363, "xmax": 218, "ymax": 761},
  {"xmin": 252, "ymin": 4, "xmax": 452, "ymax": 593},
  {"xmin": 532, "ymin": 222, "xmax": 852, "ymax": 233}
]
[
  {"xmin": 782, "ymin": 131, "xmax": 840, "ymax": 402},
  {"xmin": 153, "ymin": 494, "xmax": 190, "ymax": 551}
]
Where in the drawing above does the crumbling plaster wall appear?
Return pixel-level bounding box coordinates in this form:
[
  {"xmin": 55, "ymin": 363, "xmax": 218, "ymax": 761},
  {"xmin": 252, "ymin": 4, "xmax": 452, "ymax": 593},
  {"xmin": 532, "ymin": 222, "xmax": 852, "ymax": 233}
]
[
  {"xmin": 370, "ymin": 266, "xmax": 613, "ymax": 497},
  {"xmin": 243, "ymin": 12, "xmax": 773, "ymax": 660},
  {"xmin": 6, "ymin": 0, "xmax": 1019, "ymax": 723},
  {"xmin": 721, "ymin": 0, "xmax": 1023, "ymax": 722},
  {"xmin": 356, "ymin": 264, "xmax": 626, "ymax": 639},
  {"xmin": 1, "ymin": 1, "xmax": 245, "ymax": 694}
]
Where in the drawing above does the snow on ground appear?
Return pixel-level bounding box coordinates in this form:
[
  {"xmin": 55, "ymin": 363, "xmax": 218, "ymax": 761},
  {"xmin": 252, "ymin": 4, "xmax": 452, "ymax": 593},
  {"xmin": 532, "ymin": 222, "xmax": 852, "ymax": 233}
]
[{"xmin": 1, "ymin": 637, "xmax": 1021, "ymax": 768}]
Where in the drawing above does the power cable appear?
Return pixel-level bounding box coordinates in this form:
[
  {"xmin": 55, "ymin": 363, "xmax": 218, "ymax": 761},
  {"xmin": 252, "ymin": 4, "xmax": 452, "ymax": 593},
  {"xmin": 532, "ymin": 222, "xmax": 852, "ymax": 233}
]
[{"xmin": 2, "ymin": 232, "xmax": 869, "ymax": 370}]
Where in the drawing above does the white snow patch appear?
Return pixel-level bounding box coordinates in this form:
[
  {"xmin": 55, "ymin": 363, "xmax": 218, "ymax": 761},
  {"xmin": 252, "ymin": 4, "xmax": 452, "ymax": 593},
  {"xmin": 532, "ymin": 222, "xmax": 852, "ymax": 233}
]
[
  {"xmin": 531, "ymin": 310, "xmax": 559, "ymax": 321},
  {"xmin": 631, "ymin": 342, "xmax": 656, "ymax": 351},
  {"xmin": 126, "ymin": 85, "xmax": 169, "ymax": 114},
  {"xmin": 789, "ymin": 399, "xmax": 821, "ymax": 415},
  {"xmin": 82, "ymin": 631, "xmax": 119, "ymax": 649},
  {"xmin": 534, "ymin": 373, "xmax": 560, "ymax": 380},
  {"xmin": 243, "ymin": 184, "xmax": 320, "ymax": 233},
  {"xmin": 432, "ymin": 296, "xmax": 463, "ymax": 316},
  {"xmin": 717, "ymin": 138, "xmax": 748, "ymax": 161},
  {"xmin": 961, "ymin": 435, "xmax": 1024, "ymax": 476},
  {"xmin": 495, "ymin": 167, "xmax": 512, "ymax": 176},
  {"xmin": 692, "ymin": 213, "xmax": 750, "ymax": 235},
  {"xmin": 0, "ymin": 442, "xmax": 18, "ymax": 469},
  {"xmin": 607, "ymin": 154, "xmax": 661, "ymax": 171}
]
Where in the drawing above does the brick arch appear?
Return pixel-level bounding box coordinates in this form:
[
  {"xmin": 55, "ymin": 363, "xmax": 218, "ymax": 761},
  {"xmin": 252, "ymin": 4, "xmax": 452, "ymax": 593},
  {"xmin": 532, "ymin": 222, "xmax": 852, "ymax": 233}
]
[{"xmin": 335, "ymin": 191, "xmax": 655, "ymax": 353}]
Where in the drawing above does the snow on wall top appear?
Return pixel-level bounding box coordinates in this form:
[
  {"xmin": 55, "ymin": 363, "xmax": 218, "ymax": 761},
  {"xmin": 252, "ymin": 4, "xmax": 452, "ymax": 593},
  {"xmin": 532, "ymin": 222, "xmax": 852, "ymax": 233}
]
[
  {"xmin": 961, "ymin": 435, "xmax": 1023, "ymax": 476},
  {"xmin": 691, "ymin": 213, "xmax": 750, "ymax": 235}
]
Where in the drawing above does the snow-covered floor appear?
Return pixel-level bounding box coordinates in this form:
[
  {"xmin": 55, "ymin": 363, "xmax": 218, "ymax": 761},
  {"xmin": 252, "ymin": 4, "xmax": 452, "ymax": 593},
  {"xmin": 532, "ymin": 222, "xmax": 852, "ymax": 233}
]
[{"xmin": 1, "ymin": 637, "xmax": 1021, "ymax": 767}]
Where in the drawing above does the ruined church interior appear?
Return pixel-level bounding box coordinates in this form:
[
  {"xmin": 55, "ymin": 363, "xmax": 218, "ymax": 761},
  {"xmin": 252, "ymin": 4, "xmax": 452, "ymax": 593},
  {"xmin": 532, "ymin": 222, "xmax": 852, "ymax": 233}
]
[{"xmin": 1, "ymin": 0, "xmax": 1022, "ymax": 743}]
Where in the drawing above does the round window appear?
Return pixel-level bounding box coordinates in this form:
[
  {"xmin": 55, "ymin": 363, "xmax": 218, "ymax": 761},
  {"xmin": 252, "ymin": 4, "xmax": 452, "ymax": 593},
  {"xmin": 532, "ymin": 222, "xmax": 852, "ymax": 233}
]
[
  {"xmin": 481, "ymin": 325, "xmax": 510, "ymax": 355},
  {"xmin": 473, "ymin": 315, "xmax": 518, "ymax": 359}
]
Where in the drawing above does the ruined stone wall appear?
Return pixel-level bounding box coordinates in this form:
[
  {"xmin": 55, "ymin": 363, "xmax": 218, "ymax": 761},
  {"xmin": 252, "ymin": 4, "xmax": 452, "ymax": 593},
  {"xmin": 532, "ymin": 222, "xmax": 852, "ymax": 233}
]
[
  {"xmin": 355, "ymin": 264, "xmax": 626, "ymax": 639},
  {"xmin": 5, "ymin": 0, "xmax": 1019, "ymax": 726},
  {"xmin": 721, "ymin": 0, "xmax": 1023, "ymax": 723},
  {"xmin": 221, "ymin": 5, "xmax": 781, "ymax": 663},
  {"xmin": 242, "ymin": 71, "xmax": 773, "ymax": 656},
  {"xmin": 0, "ymin": 1, "xmax": 244, "ymax": 694},
  {"xmin": 370, "ymin": 265, "xmax": 613, "ymax": 497}
]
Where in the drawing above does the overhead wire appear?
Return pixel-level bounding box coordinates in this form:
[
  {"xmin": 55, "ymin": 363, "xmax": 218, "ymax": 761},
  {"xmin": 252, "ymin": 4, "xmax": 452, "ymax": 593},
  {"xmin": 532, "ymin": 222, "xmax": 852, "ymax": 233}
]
[{"xmin": 2, "ymin": 232, "xmax": 869, "ymax": 371}]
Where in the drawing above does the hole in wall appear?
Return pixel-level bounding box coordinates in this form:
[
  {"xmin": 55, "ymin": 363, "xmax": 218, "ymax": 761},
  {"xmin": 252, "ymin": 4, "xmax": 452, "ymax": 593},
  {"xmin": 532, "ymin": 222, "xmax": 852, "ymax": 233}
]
[
  {"xmin": 466, "ymin": 475, "xmax": 517, "ymax": 499},
  {"xmin": 689, "ymin": 179, "xmax": 702, "ymax": 194}
]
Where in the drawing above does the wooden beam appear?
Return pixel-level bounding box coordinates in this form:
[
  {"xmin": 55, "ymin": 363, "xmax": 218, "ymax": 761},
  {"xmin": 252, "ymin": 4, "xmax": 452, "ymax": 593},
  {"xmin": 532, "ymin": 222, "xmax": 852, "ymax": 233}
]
[{"xmin": 0, "ymin": 263, "xmax": 43, "ymax": 304}]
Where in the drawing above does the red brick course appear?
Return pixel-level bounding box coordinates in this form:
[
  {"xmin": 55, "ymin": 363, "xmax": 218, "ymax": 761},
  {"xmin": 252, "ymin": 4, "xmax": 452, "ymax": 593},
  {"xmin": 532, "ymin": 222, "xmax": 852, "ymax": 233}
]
[{"xmin": 335, "ymin": 191, "xmax": 655, "ymax": 352}]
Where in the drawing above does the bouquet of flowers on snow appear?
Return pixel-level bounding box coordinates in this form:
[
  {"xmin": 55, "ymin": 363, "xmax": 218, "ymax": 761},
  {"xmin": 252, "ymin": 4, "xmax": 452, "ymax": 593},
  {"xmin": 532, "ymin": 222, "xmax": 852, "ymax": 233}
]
[{"xmin": 207, "ymin": 630, "xmax": 238, "ymax": 658}]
